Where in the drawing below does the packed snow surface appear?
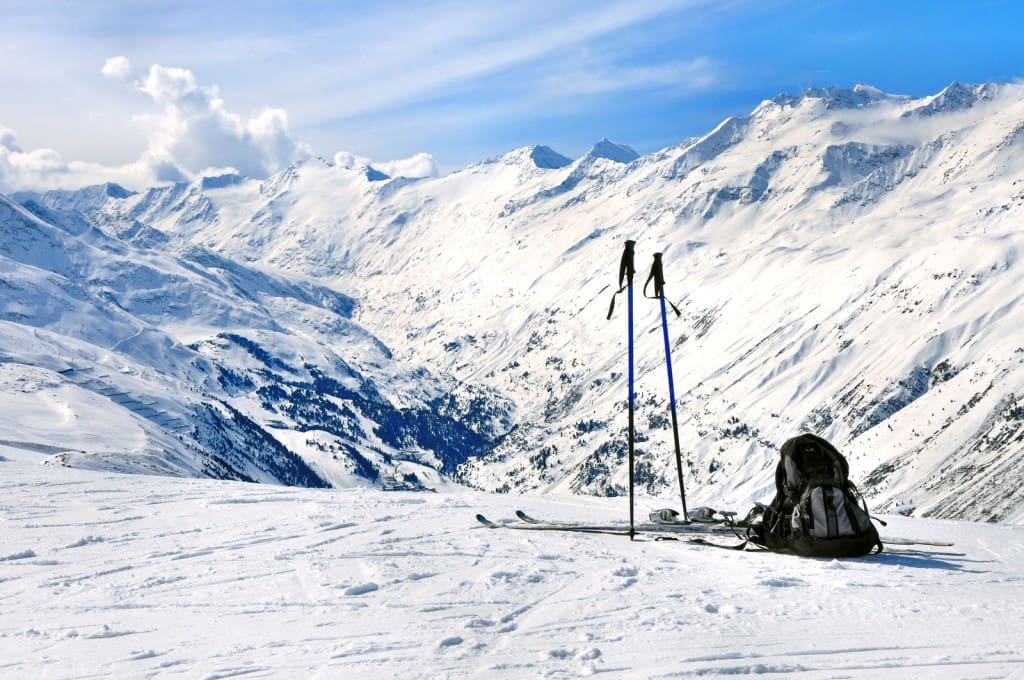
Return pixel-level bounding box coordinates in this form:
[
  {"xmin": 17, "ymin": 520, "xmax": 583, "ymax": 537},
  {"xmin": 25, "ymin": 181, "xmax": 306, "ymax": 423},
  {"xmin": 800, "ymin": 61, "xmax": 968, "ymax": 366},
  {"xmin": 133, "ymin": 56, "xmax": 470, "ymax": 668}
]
[{"xmin": 3, "ymin": 447, "xmax": 1023, "ymax": 678}]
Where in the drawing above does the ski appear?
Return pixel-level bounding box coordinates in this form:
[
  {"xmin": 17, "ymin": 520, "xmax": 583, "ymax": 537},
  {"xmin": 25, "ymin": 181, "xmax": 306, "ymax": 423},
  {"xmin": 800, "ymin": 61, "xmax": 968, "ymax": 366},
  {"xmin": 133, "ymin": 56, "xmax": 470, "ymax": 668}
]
[
  {"xmin": 877, "ymin": 536, "xmax": 955, "ymax": 547},
  {"xmin": 516, "ymin": 509, "xmax": 694, "ymax": 526},
  {"xmin": 479, "ymin": 513, "xmax": 737, "ymax": 537},
  {"xmin": 477, "ymin": 514, "xmax": 634, "ymax": 536},
  {"xmin": 516, "ymin": 509, "xmax": 739, "ymax": 532},
  {"xmin": 493, "ymin": 512, "xmax": 952, "ymax": 547}
]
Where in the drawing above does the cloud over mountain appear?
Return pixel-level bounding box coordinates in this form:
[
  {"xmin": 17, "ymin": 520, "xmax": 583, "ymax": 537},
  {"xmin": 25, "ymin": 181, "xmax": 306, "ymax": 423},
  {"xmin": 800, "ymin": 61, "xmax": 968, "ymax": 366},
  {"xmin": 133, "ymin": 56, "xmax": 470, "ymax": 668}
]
[
  {"xmin": 131, "ymin": 61, "xmax": 313, "ymax": 180},
  {"xmin": 0, "ymin": 58, "xmax": 433, "ymax": 193}
]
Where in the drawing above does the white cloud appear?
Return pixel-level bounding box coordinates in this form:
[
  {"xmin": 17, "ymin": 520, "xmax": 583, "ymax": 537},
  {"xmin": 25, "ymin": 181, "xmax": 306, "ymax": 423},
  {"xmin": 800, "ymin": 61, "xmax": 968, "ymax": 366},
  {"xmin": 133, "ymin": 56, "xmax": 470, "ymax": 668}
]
[
  {"xmin": 102, "ymin": 56, "xmax": 133, "ymax": 81},
  {"xmin": 131, "ymin": 63, "xmax": 313, "ymax": 179},
  {"xmin": 333, "ymin": 150, "xmax": 438, "ymax": 179},
  {"xmin": 1, "ymin": 126, "xmax": 23, "ymax": 152},
  {"xmin": 332, "ymin": 151, "xmax": 372, "ymax": 170},
  {"xmin": 0, "ymin": 126, "xmax": 61, "ymax": 192},
  {"xmin": 0, "ymin": 125, "xmax": 160, "ymax": 194},
  {"xmin": 1, "ymin": 61, "xmax": 320, "ymax": 193},
  {"xmin": 539, "ymin": 57, "xmax": 719, "ymax": 98},
  {"xmin": 277, "ymin": 0, "xmax": 721, "ymax": 126},
  {"xmin": 137, "ymin": 64, "xmax": 202, "ymax": 107},
  {"xmin": 247, "ymin": 108, "xmax": 310, "ymax": 173},
  {"xmin": 376, "ymin": 153, "xmax": 438, "ymax": 179},
  {"xmin": 1, "ymin": 57, "xmax": 438, "ymax": 194}
]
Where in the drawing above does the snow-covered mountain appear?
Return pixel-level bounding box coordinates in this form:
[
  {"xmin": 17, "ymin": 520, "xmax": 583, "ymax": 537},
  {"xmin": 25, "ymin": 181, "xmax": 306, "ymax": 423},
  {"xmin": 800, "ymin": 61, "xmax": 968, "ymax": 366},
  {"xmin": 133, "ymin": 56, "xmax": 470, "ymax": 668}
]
[
  {"xmin": 9, "ymin": 81, "xmax": 1024, "ymax": 524},
  {"xmin": 0, "ymin": 192, "xmax": 512, "ymax": 489}
]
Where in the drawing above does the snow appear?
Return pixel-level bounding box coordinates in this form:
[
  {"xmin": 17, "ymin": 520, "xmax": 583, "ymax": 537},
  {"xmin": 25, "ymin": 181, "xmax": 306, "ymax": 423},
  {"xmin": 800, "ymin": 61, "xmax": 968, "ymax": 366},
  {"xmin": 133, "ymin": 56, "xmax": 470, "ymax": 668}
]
[
  {"xmin": 3, "ymin": 448, "xmax": 1024, "ymax": 678},
  {"xmin": 587, "ymin": 138, "xmax": 640, "ymax": 164}
]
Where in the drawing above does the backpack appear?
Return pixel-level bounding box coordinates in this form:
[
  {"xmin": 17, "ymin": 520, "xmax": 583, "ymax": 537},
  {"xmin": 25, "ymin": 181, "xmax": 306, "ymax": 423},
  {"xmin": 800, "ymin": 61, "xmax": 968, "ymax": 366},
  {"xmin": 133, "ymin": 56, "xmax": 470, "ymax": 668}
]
[{"xmin": 751, "ymin": 433, "xmax": 882, "ymax": 557}]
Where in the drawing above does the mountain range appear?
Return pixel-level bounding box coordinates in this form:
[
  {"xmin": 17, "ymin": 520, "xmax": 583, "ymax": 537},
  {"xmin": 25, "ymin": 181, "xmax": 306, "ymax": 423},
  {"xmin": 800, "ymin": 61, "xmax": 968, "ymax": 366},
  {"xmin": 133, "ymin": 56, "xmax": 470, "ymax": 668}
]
[{"xmin": 4, "ymin": 80, "xmax": 1024, "ymax": 524}]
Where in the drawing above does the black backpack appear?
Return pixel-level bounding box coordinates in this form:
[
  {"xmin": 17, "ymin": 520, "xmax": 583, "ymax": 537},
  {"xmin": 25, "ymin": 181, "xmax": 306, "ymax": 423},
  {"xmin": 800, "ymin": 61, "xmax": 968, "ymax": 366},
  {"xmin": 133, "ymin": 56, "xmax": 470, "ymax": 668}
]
[{"xmin": 752, "ymin": 433, "xmax": 882, "ymax": 557}]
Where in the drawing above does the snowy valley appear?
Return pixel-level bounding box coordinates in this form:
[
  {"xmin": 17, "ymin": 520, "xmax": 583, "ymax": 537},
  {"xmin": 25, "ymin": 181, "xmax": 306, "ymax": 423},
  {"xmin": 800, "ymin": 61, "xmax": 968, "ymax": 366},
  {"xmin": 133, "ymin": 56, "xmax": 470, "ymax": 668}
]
[
  {"xmin": 6, "ymin": 81, "xmax": 1024, "ymax": 524},
  {"xmin": 0, "ymin": 191, "xmax": 511, "ymax": 490}
]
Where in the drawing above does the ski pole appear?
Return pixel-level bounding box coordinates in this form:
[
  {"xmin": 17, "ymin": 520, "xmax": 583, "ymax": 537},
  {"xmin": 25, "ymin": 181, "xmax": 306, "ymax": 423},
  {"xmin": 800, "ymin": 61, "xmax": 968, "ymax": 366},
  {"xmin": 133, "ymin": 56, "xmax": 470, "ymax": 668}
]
[
  {"xmin": 644, "ymin": 252, "xmax": 688, "ymax": 521},
  {"xmin": 607, "ymin": 239, "xmax": 637, "ymax": 539}
]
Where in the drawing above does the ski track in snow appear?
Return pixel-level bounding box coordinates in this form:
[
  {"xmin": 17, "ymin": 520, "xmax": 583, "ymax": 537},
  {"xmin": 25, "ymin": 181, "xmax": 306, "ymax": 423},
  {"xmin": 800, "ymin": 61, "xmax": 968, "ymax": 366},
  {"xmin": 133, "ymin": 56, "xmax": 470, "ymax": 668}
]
[{"xmin": 2, "ymin": 450, "xmax": 1024, "ymax": 678}]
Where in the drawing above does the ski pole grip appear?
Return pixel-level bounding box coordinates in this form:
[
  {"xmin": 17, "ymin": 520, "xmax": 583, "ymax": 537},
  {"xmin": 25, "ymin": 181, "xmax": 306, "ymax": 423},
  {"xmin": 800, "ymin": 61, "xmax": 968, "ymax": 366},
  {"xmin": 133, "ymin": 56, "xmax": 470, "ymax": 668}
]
[
  {"xmin": 618, "ymin": 239, "xmax": 636, "ymax": 289},
  {"xmin": 645, "ymin": 252, "xmax": 681, "ymax": 316},
  {"xmin": 644, "ymin": 252, "xmax": 665, "ymax": 299}
]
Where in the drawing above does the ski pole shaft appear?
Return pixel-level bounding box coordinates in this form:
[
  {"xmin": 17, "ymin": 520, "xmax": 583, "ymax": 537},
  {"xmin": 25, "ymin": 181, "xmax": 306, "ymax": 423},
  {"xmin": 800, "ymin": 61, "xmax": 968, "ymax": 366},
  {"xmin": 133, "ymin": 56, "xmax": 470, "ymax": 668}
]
[
  {"xmin": 609, "ymin": 239, "xmax": 637, "ymax": 540},
  {"xmin": 660, "ymin": 293, "xmax": 687, "ymax": 519},
  {"xmin": 647, "ymin": 253, "xmax": 688, "ymax": 519},
  {"xmin": 627, "ymin": 258, "xmax": 636, "ymax": 540}
]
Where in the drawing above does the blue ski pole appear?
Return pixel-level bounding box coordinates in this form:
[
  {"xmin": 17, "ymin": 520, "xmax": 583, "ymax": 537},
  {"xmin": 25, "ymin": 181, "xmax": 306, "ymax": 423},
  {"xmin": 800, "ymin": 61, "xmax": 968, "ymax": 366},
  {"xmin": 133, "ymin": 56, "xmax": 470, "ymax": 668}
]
[{"xmin": 645, "ymin": 252, "xmax": 688, "ymax": 521}]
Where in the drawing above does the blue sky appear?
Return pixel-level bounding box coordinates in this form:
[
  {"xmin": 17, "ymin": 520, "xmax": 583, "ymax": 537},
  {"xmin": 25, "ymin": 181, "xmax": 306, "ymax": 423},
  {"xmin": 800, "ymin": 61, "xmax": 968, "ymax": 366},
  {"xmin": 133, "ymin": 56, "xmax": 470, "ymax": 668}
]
[{"xmin": 1, "ymin": 0, "xmax": 1023, "ymax": 189}]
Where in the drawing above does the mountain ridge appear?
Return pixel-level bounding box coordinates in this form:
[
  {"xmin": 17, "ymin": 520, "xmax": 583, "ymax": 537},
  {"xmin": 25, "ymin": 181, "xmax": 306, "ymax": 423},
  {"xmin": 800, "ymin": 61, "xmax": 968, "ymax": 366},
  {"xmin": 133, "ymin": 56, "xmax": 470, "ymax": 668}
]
[{"xmin": 7, "ymin": 81, "xmax": 1024, "ymax": 523}]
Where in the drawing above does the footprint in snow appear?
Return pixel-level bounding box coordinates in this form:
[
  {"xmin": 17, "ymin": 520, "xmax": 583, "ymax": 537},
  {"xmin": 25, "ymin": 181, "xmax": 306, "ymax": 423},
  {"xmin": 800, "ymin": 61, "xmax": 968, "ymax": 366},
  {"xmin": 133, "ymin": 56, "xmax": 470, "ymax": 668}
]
[
  {"xmin": 702, "ymin": 602, "xmax": 740, "ymax": 615},
  {"xmin": 613, "ymin": 565, "xmax": 639, "ymax": 588},
  {"xmin": 489, "ymin": 571, "xmax": 520, "ymax": 583},
  {"xmin": 465, "ymin": 618, "xmax": 495, "ymax": 629},
  {"xmin": 546, "ymin": 647, "xmax": 603, "ymax": 663}
]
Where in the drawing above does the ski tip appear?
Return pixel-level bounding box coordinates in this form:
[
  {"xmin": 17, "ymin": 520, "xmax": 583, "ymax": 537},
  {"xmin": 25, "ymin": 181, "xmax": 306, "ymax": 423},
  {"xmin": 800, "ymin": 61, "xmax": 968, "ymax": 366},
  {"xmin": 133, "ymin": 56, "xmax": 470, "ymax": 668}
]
[
  {"xmin": 515, "ymin": 510, "xmax": 539, "ymax": 523},
  {"xmin": 476, "ymin": 514, "xmax": 500, "ymax": 528}
]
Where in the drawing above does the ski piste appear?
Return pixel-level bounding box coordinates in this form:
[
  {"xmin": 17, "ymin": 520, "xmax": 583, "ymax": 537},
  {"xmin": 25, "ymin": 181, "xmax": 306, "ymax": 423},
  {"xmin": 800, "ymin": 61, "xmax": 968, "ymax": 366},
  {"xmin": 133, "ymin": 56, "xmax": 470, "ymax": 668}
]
[{"xmin": 476, "ymin": 511, "xmax": 954, "ymax": 547}]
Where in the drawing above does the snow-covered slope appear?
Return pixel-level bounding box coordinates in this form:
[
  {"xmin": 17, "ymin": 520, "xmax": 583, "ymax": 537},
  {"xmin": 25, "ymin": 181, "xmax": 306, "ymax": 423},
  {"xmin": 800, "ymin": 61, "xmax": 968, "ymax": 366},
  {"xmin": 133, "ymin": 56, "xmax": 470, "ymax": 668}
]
[
  {"xmin": 0, "ymin": 193, "xmax": 512, "ymax": 488},
  {"xmin": 3, "ymin": 448, "xmax": 1023, "ymax": 678},
  {"xmin": 16, "ymin": 81, "xmax": 1024, "ymax": 523}
]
